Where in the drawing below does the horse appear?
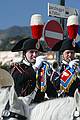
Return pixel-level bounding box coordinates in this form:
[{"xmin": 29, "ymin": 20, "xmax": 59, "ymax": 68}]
[
  {"xmin": 30, "ymin": 89, "xmax": 80, "ymax": 120},
  {"xmin": 0, "ymin": 68, "xmax": 37, "ymax": 120}
]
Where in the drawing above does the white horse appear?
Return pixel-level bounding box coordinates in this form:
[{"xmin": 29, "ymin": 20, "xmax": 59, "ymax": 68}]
[
  {"xmin": 30, "ymin": 89, "xmax": 80, "ymax": 120},
  {"xmin": 0, "ymin": 68, "xmax": 37, "ymax": 120}
]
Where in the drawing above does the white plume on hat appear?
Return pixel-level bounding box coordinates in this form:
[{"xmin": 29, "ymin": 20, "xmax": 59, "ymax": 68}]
[
  {"xmin": 0, "ymin": 68, "xmax": 14, "ymax": 88},
  {"xmin": 67, "ymin": 15, "xmax": 79, "ymax": 26},
  {"xmin": 30, "ymin": 14, "xmax": 44, "ymax": 26}
]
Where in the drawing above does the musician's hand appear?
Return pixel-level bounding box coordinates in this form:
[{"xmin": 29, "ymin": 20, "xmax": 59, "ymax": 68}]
[
  {"xmin": 33, "ymin": 55, "xmax": 46, "ymax": 71},
  {"xmin": 69, "ymin": 59, "xmax": 79, "ymax": 69}
]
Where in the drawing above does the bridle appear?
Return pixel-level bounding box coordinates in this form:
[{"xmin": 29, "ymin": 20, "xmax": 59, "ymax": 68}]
[
  {"xmin": 1, "ymin": 87, "xmax": 27, "ymax": 120},
  {"xmin": 1, "ymin": 100, "xmax": 27, "ymax": 120},
  {"xmin": 72, "ymin": 107, "xmax": 80, "ymax": 120}
]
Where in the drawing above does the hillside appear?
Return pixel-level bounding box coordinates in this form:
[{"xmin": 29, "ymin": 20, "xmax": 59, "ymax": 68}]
[{"xmin": 0, "ymin": 26, "xmax": 31, "ymax": 50}]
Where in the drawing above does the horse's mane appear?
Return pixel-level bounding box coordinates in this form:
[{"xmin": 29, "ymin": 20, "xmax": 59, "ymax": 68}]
[{"xmin": 30, "ymin": 90, "xmax": 80, "ymax": 120}]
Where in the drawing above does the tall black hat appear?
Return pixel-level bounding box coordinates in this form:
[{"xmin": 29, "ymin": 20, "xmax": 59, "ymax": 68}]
[
  {"xmin": 11, "ymin": 37, "xmax": 44, "ymax": 52},
  {"xmin": 52, "ymin": 40, "xmax": 63, "ymax": 51},
  {"xmin": 60, "ymin": 38, "xmax": 75, "ymax": 52},
  {"xmin": 52, "ymin": 38, "xmax": 80, "ymax": 53}
]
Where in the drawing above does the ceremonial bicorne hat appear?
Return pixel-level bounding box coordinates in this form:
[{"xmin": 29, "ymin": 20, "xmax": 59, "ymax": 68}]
[
  {"xmin": 59, "ymin": 38, "xmax": 75, "ymax": 52},
  {"xmin": 11, "ymin": 37, "xmax": 44, "ymax": 52},
  {"xmin": 52, "ymin": 38, "xmax": 80, "ymax": 53},
  {"xmin": 0, "ymin": 68, "xmax": 14, "ymax": 88},
  {"xmin": 52, "ymin": 40, "xmax": 63, "ymax": 51}
]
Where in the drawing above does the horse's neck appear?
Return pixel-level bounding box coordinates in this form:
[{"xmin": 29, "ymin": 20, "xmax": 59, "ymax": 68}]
[
  {"xmin": 0, "ymin": 86, "xmax": 18, "ymax": 108},
  {"xmin": 0, "ymin": 87, "xmax": 9, "ymax": 105},
  {"xmin": 0, "ymin": 86, "xmax": 19, "ymax": 118},
  {"xmin": 0, "ymin": 88, "xmax": 9, "ymax": 116},
  {"xmin": 9, "ymin": 86, "xmax": 18, "ymax": 105}
]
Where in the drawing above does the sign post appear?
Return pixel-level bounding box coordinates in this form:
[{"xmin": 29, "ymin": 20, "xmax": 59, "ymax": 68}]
[{"xmin": 48, "ymin": 3, "xmax": 78, "ymax": 18}]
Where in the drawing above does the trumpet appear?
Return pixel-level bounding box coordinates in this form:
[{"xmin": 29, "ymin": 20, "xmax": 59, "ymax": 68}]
[
  {"xmin": 46, "ymin": 59, "xmax": 59, "ymax": 70},
  {"xmin": 44, "ymin": 52, "xmax": 59, "ymax": 70}
]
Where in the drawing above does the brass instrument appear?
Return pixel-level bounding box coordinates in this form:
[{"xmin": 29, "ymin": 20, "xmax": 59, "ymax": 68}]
[{"xmin": 45, "ymin": 52, "xmax": 59, "ymax": 70}]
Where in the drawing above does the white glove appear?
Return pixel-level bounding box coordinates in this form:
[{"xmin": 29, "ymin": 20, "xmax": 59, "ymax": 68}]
[
  {"xmin": 33, "ymin": 55, "xmax": 46, "ymax": 71},
  {"xmin": 69, "ymin": 59, "xmax": 79, "ymax": 69}
]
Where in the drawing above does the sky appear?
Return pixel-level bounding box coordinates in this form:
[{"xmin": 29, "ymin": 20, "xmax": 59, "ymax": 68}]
[{"xmin": 0, "ymin": 0, "xmax": 80, "ymax": 29}]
